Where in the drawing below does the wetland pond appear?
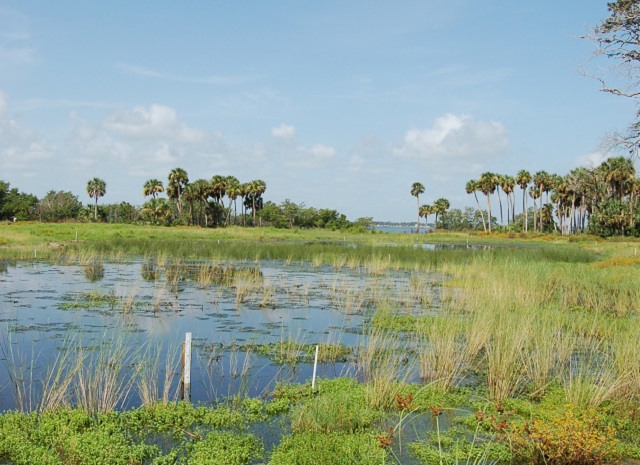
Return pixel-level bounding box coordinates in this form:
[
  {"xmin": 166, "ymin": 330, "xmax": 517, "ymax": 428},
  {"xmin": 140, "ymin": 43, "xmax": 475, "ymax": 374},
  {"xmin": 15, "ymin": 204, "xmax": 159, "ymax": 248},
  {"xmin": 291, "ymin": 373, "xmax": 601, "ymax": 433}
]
[{"xmin": 0, "ymin": 254, "xmax": 447, "ymax": 410}]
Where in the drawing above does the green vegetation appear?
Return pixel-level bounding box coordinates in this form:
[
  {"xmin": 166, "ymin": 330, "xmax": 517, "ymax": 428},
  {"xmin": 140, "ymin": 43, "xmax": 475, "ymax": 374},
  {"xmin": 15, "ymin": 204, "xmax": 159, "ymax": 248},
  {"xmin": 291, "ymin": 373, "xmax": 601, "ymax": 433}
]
[
  {"xmin": 0, "ymin": 403, "xmax": 262, "ymax": 465},
  {"xmin": 3, "ymin": 222, "xmax": 640, "ymax": 462}
]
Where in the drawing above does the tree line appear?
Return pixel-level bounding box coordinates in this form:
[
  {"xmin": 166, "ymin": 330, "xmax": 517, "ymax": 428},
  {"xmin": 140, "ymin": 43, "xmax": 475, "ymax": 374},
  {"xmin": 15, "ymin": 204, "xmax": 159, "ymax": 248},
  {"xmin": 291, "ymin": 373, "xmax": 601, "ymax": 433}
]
[
  {"xmin": 459, "ymin": 156, "xmax": 638, "ymax": 237},
  {"xmin": 0, "ymin": 168, "xmax": 368, "ymax": 231}
]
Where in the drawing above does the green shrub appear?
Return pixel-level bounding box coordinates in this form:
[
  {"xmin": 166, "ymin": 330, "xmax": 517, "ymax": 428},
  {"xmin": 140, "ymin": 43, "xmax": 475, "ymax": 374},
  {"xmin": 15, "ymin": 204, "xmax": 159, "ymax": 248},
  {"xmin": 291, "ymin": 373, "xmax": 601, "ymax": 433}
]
[
  {"xmin": 268, "ymin": 432, "xmax": 385, "ymax": 465},
  {"xmin": 187, "ymin": 432, "xmax": 263, "ymax": 465}
]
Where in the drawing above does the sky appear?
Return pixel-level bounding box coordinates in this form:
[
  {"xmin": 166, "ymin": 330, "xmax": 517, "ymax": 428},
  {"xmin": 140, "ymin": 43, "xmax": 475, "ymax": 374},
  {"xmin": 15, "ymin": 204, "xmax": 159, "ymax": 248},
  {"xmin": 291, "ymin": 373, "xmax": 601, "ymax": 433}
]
[{"xmin": 0, "ymin": 1, "xmax": 636, "ymax": 222}]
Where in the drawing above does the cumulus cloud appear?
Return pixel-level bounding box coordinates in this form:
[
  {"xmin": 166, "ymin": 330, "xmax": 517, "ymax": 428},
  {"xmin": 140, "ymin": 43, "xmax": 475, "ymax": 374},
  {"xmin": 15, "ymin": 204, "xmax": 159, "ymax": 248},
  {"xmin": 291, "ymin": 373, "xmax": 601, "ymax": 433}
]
[
  {"xmin": 0, "ymin": 92, "xmax": 54, "ymax": 169},
  {"xmin": 393, "ymin": 113, "xmax": 508, "ymax": 162},
  {"xmin": 103, "ymin": 104, "xmax": 204, "ymax": 143},
  {"xmin": 271, "ymin": 123, "xmax": 296, "ymax": 141},
  {"xmin": 574, "ymin": 151, "xmax": 608, "ymax": 169},
  {"xmin": 0, "ymin": 91, "xmax": 7, "ymax": 117},
  {"xmin": 287, "ymin": 144, "xmax": 336, "ymax": 169},
  {"xmin": 69, "ymin": 115, "xmax": 132, "ymax": 164}
]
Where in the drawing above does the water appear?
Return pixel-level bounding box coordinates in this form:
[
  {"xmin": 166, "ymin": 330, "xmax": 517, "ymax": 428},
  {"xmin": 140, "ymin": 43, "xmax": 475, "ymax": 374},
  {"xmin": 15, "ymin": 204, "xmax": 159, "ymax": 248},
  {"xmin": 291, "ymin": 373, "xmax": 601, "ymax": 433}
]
[{"xmin": 0, "ymin": 258, "xmax": 441, "ymax": 410}]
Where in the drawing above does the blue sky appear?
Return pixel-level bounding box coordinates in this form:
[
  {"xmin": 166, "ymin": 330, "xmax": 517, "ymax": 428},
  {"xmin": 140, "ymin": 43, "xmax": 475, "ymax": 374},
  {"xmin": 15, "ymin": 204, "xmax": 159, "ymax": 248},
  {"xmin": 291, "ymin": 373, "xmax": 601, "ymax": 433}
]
[{"xmin": 0, "ymin": 1, "xmax": 635, "ymax": 221}]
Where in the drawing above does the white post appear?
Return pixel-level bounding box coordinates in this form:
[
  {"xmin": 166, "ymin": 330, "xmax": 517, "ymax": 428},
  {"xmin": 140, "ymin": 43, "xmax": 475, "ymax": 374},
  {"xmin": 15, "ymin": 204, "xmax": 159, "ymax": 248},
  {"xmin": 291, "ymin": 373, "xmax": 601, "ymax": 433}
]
[
  {"xmin": 184, "ymin": 332, "xmax": 192, "ymax": 402},
  {"xmin": 312, "ymin": 345, "xmax": 319, "ymax": 390}
]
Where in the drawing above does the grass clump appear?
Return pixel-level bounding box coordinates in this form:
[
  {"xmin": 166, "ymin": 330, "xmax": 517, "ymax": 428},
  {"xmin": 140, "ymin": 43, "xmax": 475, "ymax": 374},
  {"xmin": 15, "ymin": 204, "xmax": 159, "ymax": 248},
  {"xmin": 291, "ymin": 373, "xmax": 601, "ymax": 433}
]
[
  {"xmin": 255, "ymin": 342, "xmax": 352, "ymax": 364},
  {"xmin": 290, "ymin": 378, "xmax": 381, "ymax": 433}
]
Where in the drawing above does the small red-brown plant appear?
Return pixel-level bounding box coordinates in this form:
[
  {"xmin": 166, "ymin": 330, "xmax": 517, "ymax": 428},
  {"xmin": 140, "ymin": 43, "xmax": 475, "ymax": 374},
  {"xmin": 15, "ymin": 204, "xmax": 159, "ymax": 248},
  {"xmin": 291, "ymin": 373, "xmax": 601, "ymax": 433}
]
[
  {"xmin": 429, "ymin": 405, "xmax": 443, "ymax": 417},
  {"xmin": 376, "ymin": 427, "xmax": 394, "ymax": 449},
  {"xmin": 396, "ymin": 393, "xmax": 414, "ymax": 411}
]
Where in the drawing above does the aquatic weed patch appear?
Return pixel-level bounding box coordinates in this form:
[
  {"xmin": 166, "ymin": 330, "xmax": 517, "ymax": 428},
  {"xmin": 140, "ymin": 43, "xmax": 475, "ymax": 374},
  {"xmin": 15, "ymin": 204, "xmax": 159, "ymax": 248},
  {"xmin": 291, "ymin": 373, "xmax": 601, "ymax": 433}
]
[{"xmin": 0, "ymin": 402, "xmax": 264, "ymax": 465}]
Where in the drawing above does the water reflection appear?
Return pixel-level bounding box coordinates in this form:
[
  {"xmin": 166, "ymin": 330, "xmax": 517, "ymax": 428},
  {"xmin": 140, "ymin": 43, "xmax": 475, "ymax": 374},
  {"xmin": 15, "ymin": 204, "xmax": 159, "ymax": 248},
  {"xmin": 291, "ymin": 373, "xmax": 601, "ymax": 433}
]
[{"xmin": 0, "ymin": 258, "xmax": 442, "ymax": 410}]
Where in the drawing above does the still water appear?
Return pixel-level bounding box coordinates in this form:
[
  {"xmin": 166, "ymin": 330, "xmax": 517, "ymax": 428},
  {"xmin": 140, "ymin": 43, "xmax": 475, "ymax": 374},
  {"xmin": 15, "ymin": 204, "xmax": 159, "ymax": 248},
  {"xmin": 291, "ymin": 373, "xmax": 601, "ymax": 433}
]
[{"xmin": 0, "ymin": 258, "xmax": 442, "ymax": 410}]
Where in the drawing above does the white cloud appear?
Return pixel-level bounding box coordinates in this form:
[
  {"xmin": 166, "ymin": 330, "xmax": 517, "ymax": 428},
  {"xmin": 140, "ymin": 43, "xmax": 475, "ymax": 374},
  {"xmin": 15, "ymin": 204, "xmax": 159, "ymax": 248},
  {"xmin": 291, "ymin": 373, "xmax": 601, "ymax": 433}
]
[
  {"xmin": 0, "ymin": 93, "xmax": 54, "ymax": 170},
  {"xmin": 0, "ymin": 91, "xmax": 7, "ymax": 117},
  {"xmin": 0, "ymin": 7, "xmax": 36, "ymax": 70},
  {"xmin": 117, "ymin": 63, "xmax": 258, "ymax": 85},
  {"xmin": 271, "ymin": 123, "xmax": 296, "ymax": 140},
  {"xmin": 287, "ymin": 144, "xmax": 337, "ymax": 168},
  {"xmin": 393, "ymin": 113, "xmax": 508, "ymax": 161},
  {"xmin": 69, "ymin": 115, "xmax": 132, "ymax": 164},
  {"xmin": 574, "ymin": 151, "xmax": 607, "ymax": 169},
  {"xmin": 103, "ymin": 104, "xmax": 204, "ymax": 143}
]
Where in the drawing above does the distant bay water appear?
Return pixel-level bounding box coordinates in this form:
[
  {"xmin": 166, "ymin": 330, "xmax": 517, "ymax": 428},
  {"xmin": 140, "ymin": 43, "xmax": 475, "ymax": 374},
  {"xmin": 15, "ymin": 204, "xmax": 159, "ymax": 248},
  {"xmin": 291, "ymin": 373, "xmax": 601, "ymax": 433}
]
[{"xmin": 374, "ymin": 225, "xmax": 432, "ymax": 234}]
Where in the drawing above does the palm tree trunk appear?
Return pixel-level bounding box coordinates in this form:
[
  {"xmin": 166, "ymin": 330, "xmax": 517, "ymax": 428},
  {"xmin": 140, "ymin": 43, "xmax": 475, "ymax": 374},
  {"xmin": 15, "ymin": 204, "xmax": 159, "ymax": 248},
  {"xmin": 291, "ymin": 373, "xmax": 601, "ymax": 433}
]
[
  {"xmin": 474, "ymin": 192, "xmax": 487, "ymax": 232},
  {"xmin": 523, "ymin": 188, "xmax": 528, "ymax": 232},
  {"xmin": 416, "ymin": 196, "xmax": 420, "ymax": 234},
  {"xmin": 252, "ymin": 197, "xmax": 256, "ymax": 226}
]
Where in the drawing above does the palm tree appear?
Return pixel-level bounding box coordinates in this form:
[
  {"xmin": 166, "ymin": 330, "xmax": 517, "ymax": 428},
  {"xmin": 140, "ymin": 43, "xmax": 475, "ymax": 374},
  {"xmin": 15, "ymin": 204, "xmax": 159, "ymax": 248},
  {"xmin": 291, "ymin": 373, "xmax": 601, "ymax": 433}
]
[
  {"xmin": 494, "ymin": 174, "xmax": 505, "ymax": 225},
  {"xmin": 600, "ymin": 156, "xmax": 636, "ymax": 200},
  {"xmin": 224, "ymin": 176, "xmax": 241, "ymax": 225},
  {"xmin": 252, "ymin": 179, "xmax": 267, "ymax": 226},
  {"xmin": 240, "ymin": 182, "xmax": 251, "ymax": 226},
  {"xmin": 143, "ymin": 179, "xmax": 164, "ymax": 199},
  {"xmin": 466, "ymin": 179, "xmax": 487, "ymax": 232},
  {"xmin": 433, "ymin": 198, "xmax": 450, "ymax": 231},
  {"xmin": 187, "ymin": 179, "xmax": 212, "ymax": 226},
  {"xmin": 501, "ymin": 175, "xmax": 515, "ymax": 224},
  {"xmin": 410, "ymin": 182, "xmax": 425, "ymax": 233},
  {"xmin": 419, "ymin": 204, "xmax": 432, "ymax": 232},
  {"xmin": 532, "ymin": 171, "xmax": 550, "ymax": 232},
  {"xmin": 529, "ymin": 188, "xmax": 540, "ymax": 231},
  {"xmin": 210, "ymin": 175, "xmax": 227, "ymax": 208},
  {"xmin": 168, "ymin": 168, "xmax": 189, "ymax": 220},
  {"xmin": 86, "ymin": 177, "xmax": 106, "ymax": 221},
  {"xmin": 478, "ymin": 172, "xmax": 496, "ymax": 233},
  {"xmin": 515, "ymin": 170, "xmax": 531, "ymax": 232}
]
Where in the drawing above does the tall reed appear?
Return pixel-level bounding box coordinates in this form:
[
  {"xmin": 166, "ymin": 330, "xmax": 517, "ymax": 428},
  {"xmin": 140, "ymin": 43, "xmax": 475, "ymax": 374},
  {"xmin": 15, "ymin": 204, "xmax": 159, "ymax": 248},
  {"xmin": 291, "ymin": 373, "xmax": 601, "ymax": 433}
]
[
  {"xmin": 354, "ymin": 328, "xmax": 414, "ymax": 410},
  {"xmin": 134, "ymin": 341, "xmax": 180, "ymax": 405},
  {"xmin": 415, "ymin": 315, "xmax": 472, "ymax": 392},
  {"xmin": 564, "ymin": 335, "xmax": 630, "ymax": 409},
  {"xmin": 74, "ymin": 337, "xmax": 135, "ymax": 414}
]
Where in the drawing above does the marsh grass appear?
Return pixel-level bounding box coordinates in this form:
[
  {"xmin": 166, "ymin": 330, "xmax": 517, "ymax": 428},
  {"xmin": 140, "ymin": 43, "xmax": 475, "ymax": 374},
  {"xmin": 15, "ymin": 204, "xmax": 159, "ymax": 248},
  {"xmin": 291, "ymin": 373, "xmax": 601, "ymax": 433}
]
[
  {"xmin": 1, "ymin": 333, "xmax": 79, "ymax": 413},
  {"xmin": 485, "ymin": 309, "xmax": 531, "ymax": 402},
  {"xmin": 134, "ymin": 342, "xmax": 180, "ymax": 405},
  {"xmin": 521, "ymin": 313, "xmax": 574, "ymax": 396},
  {"xmin": 330, "ymin": 285, "xmax": 369, "ymax": 315},
  {"xmin": 1, "ymin": 332, "xmax": 143, "ymax": 414},
  {"xmin": 83, "ymin": 260, "xmax": 104, "ymax": 281},
  {"xmin": 354, "ymin": 328, "xmax": 415, "ymax": 410},
  {"xmin": 233, "ymin": 275, "xmax": 263, "ymax": 305},
  {"xmin": 6, "ymin": 225, "xmax": 640, "ymax": 458},
  {"xmin": 74, "ymin": 337, "xmax": 136, "ymax": 414},
  {"xmin": 363, "ymin": 255, "xmax": 391, "ymax": 276},
  {"xmin": 258, "ymin": 281, "xmax": 276, "ymax": 308},
  {"xmin": 564, "ymin": 336, "xmax": 630, "ymax": 409},
  {"xmin": 197, "ymin": 343, "xmax": 255, "ymax": 402},
  {"xmin": 290, "ymin": 378, "xmax": 381, "ymax": 434},
  {"xmin": 415, "ymin": 315, "xmax": 472, "ymax": 392}
]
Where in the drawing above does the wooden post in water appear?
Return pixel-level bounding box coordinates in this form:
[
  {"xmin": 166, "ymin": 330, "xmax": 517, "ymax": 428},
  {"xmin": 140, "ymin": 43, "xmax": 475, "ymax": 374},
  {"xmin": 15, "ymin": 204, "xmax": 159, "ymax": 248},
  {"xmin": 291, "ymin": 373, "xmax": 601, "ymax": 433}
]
[
  {"xmin": 312, "ymin": 345, "xmax": 319, "ymax": 390},
  {"xmin": 183, "ymin": 332, "xmax": 192, "ymax": 402},
  {"xmin": 180, "ymin": 342, "xmax": 185, "ymax": 400}
]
